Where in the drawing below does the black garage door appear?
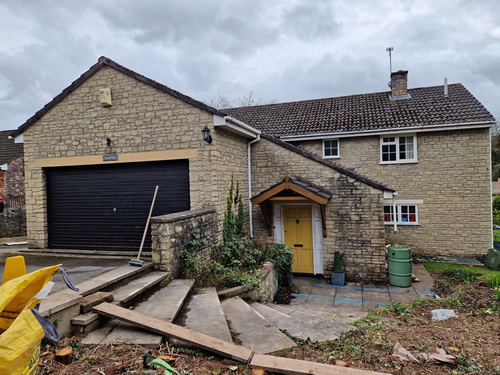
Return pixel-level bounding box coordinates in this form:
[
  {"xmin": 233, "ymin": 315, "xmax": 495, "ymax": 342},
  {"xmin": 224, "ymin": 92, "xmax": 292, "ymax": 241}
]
[{"xmin": 46, "ymin": 160, "xmax": 190, "ymax": 251}]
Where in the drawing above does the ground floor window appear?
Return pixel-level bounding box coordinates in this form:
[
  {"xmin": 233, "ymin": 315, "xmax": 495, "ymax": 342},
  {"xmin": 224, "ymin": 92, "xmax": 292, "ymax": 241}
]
[{"xmin": 384, "ymin": 204, "xmax": 418, "ymax": 224}]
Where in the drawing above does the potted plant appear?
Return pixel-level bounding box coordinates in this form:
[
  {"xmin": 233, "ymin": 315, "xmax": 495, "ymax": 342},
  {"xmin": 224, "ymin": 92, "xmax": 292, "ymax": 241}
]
[{"xmin": 331, "ymin": 251, "xmax": 345, "ymax": 286}]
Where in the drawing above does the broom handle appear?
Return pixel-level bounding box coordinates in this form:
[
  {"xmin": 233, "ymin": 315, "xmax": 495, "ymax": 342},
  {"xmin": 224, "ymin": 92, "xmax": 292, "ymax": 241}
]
[{"xmin": 136, "ymin": 185, "xmax": 159, "ymax": 260}]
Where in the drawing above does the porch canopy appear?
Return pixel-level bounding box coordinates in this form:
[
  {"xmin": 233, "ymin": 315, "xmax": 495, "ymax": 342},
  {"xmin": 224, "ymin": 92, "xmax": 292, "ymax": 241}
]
[{"xmin": 251, "ymin": 175, "xmax": 333, "ymax": 236}]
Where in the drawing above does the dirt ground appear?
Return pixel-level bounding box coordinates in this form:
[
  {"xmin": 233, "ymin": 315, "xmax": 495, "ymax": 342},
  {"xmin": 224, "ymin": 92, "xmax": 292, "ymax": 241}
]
[{"xmin": 37, "ymin": 269, "xmax": 499, "ymax": 375}]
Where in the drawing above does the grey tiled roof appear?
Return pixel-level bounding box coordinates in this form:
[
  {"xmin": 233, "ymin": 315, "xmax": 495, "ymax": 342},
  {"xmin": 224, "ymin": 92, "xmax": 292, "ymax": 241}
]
[
  {"xmin": 225, "ymin": 84, "xmax": 495, "ymax": 137},
  {"xmin": 0, "ymin": 130, "xmax": 23, "ymax": 165}
]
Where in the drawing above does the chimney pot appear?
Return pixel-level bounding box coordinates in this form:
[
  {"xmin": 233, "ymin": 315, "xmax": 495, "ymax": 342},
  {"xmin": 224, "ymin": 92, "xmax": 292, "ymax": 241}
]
[{"xmin": 391, "ymin": 70, "xmax": 408, "ymax": 97}]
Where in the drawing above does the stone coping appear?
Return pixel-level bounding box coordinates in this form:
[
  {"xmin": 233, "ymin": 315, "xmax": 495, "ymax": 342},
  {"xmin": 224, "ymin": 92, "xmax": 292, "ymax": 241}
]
[{"xmin": 151, "ymin": 208, "xmax": 216, "ymax": 223}]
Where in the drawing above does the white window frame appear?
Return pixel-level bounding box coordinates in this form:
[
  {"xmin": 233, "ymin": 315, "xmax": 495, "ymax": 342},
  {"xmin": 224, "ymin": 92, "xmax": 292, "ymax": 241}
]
[
  {"xmin": 384, "ymin": 203, "xmax": 419, "ymax": 225},
  {"xmin": 380, "ymin": 134, "xmax": 417, "ymax": 164},
  {"xmin": 322, "ymin": 139, "xmax": 340, "ymax": 159}
]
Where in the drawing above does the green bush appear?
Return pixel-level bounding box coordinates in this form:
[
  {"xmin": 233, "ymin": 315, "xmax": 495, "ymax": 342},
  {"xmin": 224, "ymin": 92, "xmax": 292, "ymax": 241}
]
[{"xmin": 182, "ymin": 175, "xmax": 293, "ymax": 290}]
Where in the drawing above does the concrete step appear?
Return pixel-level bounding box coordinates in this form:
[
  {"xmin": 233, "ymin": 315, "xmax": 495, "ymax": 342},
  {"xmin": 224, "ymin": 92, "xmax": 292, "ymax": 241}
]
[
  {"xmin": 71, "ymin": 271, "xmax": 169, "ymax": 334},
  {"xmin": 82, "ymin": 279, "xmax": 195, "ymax": 346},
  {"xmin": 40, "ymin": 263, "xmax": 154, "ymax": 337},
  {"xmin": 267, "ymin": 303, "xmax": 367, "ymax": 325},
  {"xmin": 173, "ymin": 287, "xmax": 232, "ymax": 344},
  {"xmin": 221, "ymin": 296, "xmax": 296, "ymax": 354},
  {"xmin": 251, "ymin": 302, "xmax": 352, "ymax": 342}
]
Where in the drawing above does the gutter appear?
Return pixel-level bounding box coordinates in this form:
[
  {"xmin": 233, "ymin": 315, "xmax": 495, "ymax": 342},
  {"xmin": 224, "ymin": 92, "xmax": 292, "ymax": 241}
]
[{"xmin": 280, "ymin": 121, "xmax": 495, "ymax": 141}]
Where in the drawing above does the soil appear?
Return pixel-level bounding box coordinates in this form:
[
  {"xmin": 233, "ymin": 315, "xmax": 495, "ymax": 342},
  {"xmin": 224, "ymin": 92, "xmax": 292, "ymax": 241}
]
[{"xmin": 37, "ymin": 270, "xmax": 499, "ymax": 375}]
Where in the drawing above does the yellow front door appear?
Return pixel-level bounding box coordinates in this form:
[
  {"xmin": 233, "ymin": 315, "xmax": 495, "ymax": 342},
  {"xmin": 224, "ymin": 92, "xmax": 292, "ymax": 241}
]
[{"xmin": 284, "ymin": 205, "xmax": 314, "ymax": 274}]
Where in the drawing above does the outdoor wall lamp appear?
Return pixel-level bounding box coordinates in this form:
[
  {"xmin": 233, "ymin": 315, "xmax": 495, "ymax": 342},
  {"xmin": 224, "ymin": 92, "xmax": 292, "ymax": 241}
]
[{"xmin": 201, "ymin": 126, "xmax": 213, "ymax": 144}]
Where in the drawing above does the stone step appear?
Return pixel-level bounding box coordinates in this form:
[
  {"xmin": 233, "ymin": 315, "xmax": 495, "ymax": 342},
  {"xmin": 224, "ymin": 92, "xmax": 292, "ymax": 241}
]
[
  {"xmin": 82, "ymin": 279, "xmax": 195, "ymax": 346},
  {"xmin": 71, "ymin": 271, "xmax": 169, "ymax": 334},
  {"xmin": 251, "ymin": 302, "xmax": 351, "ymax": 342},
  {"xmin": 221, "ymin": 296, "xmax": 296, "ymax": 354},
  {"xmin": 173, "ymin": 287, "xmax": 232, "ymax": 344},
  {"xmin": 40, "ymin": 263, "xmax": 153, "ymax": 337},
  {"xmin": 267, "ymin": 303, "xmax": 367, "ymax": 325}
]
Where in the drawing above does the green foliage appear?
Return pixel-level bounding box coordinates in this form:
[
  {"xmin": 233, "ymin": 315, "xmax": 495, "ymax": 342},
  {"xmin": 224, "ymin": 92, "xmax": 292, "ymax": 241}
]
[
  {"xmin": 453, "ymin": 266, "xmax": 478, "ymax": 283},
  {"xmin": 493, "ymin": 196, "xmax": 500, "ymax": 225},
  {"xmin": 424, "ymin": 262, "xmax": 500, "ymax": 281},
  {"xmin": 386, "ymin": 302, "xmax": 412, "ymax": 316},
  {"xmin": 332, "ymin": 251, "xmax": 344, "ymax": 273},
  {"xmin": 223, "ymin": 174, "xmax": 235, "ymax": 243},
  {"xmin": 182, "ymin": 174, "xmax": 293, "ymax": 290},
  {"xmin": 262, "ymin": 243, "xmax": 294, "ymax": 288},
  {"xmin": 223, "ymin": 175, "xmax": 245, "ymax": 242}
]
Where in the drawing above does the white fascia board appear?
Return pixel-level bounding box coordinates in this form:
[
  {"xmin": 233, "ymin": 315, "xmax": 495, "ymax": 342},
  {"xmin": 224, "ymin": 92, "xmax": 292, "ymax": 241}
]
[
  {"xmin": 281, "ymin": 121, "xmax": 494, "ymax": 141},
  {"xmin": 213, "ymin": 115, "xmax": 260, "ymax": 139},
  {"xmin": 0, "ymin": 163, "xmax": 7, "ymax": 171},
  {"xmin": 14, "ymin": 134, "xmax": 24, "ymax": 143}
]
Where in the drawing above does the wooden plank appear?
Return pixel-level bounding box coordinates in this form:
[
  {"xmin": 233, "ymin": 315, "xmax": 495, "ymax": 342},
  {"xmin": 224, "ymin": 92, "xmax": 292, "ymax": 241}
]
[
  {"xmin": 250, "ymin": 354, "xmax": 391, "ymax": 375},
  {"xmin": 268, "ymin": 197, "xmax": 310, "ymax": 201},
  {"xmin": 93, "ymin": 302, "xmax": 253, "ymax": 363}
]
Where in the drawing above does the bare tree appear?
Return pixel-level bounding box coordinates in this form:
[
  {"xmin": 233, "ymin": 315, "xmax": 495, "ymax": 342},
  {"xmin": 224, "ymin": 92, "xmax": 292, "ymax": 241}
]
[{"xmin": 207, "ymin": 91, "xmax": 277, "ymax": 110}]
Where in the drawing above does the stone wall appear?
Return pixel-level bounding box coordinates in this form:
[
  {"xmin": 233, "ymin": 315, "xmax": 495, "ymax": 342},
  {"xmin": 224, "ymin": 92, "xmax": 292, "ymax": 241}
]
[
  {"xmin": 6, "ymin": 157, "xmax": 25, "ymax": 198},
  {"xmin": 291, "ymin": 128, "xmax": 492, "ymax": 258},
  {"xmin": 0, "ymin": 208, "xmax": 26, "ymax": 238},
  {"xmin": 151, "ymin": 208, "xmax": 218, "ymax": 278},
  {"xmin": 22, "ymin": 65, "xmax": 249, "ymax": 248},
  {"xmin": 251, "ymin": 138, "xmax": 386, "ymax": 282}
]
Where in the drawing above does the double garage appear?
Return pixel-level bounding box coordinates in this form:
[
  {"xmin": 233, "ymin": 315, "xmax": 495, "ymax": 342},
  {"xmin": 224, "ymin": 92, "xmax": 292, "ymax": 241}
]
[{"xmin": 45, "ymin": 159, "xmax": 190, "ymax": 251}]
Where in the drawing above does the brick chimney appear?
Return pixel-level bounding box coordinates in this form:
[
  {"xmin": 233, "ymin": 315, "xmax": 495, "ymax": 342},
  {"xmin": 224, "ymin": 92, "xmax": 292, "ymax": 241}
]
[{"xmin": 390, "ymin": 70, "xmax": 408, "ymax": 97}]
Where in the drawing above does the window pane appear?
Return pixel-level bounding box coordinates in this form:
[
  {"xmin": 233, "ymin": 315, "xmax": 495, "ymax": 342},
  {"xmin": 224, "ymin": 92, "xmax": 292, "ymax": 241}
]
[
  {"xmin": 324, "ymin": 140, "xmax": 338, "ymax": 157},
  {"xmin": 399, "ymin": 136, "xmax": 414, "ymax": 160}
]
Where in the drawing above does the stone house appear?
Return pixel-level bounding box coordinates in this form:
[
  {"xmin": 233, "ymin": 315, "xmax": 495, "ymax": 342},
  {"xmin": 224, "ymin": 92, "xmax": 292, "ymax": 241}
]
[
  {"xmin": 0, "ymin": 130, "xmax": 25, "ymax": 208},
  {"xmin": 226, "ymin": 71, "xmax": 496, "ymax": 259},
  {"xmin": 12, "ymin": 57, "xmax": 495, "ymax": 282}
]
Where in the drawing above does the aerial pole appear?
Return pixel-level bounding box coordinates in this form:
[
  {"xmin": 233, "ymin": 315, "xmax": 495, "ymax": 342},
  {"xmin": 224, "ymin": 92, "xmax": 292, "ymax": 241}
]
[{"xmin": 386, "ymin": 47, "xmax": 394, "ymax": 74}]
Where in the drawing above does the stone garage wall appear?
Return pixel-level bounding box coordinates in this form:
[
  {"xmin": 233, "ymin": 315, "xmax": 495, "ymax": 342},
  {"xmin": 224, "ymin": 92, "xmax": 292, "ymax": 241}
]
[
  {"xmin": 151, "ymin": 208, "xmax": 218, "ymax": 278},
  {"xmin": 251, "ymin": 137, "xmax": 386, "ymax": 282},
  {"xmin": 21, "ymin": 64, "xmax": 249, "ymax": 249}
]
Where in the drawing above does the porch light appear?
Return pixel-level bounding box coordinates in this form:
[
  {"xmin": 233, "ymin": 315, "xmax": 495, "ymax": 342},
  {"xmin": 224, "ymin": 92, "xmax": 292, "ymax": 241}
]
[{"xmin": 201, "ymin": 126, "xmax": 213, "ymax": 144}]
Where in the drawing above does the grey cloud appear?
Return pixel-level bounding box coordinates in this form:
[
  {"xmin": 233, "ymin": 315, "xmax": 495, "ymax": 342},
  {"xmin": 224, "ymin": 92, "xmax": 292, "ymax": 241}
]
[{"xmin": 281, "ymin": 1, "xmax": 340, "ymax": 42}]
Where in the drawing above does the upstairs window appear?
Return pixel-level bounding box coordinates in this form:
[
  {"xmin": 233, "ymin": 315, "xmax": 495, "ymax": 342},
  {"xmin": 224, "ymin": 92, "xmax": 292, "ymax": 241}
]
[
  {"xmin": 380, "ymin": 135, "xmax": 416, "ymax": 163},
  {"xmin": 323, "ymin": 139, "xmax": 339, "ymax": 158},
  {"xmin": 384, "ymin": 204, "xmax": 418, "ymax": 225}
]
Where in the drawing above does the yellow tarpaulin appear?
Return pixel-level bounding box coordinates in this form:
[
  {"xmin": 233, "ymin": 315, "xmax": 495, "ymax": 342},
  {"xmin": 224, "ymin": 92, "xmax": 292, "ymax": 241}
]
[{"xmin": 0, "ymin": 264, "xmax": 61, "ymax": 375}]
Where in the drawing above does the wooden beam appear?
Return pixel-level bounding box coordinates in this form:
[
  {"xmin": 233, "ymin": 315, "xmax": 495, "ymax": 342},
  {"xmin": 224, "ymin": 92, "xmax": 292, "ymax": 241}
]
[
  {"xmin": 250, "ymin": 354, "xmax": 390, "ymax": 375},
  {"xmin": 320, "ymin": 205, "xmax": 327, "ymax": 237},
  {"xmin": 288, "ymin": 184, "xmax": 329, "ymax": 205},
  {"xmin": 93, "ymin": 303, "xmax": 253, "ymax": 363},
  {"xmin": 268, "ymin": 197, "xmax": 310, "ymax": 201},
  {"xmin": 251, "ymin": 182, "xmax": 287, "ymax": 205}
]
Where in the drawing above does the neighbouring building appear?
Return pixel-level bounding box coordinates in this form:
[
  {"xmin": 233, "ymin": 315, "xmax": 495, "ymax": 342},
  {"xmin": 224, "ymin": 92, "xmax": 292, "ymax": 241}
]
[{"xmin": 12, "ymin": 57, "xmax": 495, "ymax": 282}]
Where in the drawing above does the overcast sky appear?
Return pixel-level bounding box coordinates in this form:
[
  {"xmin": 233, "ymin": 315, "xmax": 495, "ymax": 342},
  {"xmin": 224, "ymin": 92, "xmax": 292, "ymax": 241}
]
[{"xmin": 0, "ymin": 0, "xmax": 499, "ymax": 131}]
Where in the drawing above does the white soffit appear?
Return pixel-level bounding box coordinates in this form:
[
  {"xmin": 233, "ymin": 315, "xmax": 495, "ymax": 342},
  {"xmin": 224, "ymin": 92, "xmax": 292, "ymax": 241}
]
[{"xmin": 213, "ymin": 115, "xmax": 260, "ymax": 139}]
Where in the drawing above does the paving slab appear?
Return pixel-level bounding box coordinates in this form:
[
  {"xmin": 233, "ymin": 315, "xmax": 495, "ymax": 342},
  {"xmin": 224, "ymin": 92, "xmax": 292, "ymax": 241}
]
[
  {"xmin": 76, "ymin": 263, "xmax": 153, "ymax": 295},
  {"xmin": 221, "ymin": 296, "xmax": 296, "ymax": 354},
  {"xmin": 83, "ymin": 279, "xmax": 194, "ymax": 346},
  {"xmin": 267, "ymin": 303, "xmax": 367, "ymax": 324},
  {"xmin": 174, "ymin": 287, "xmax": 232, "ymax": 343},
  {"xmin": 112, "ymin": 271, "xmax": 169, "ymax": 305},
  {"xmin": 252, "ymin": 302, "xmax": 349, "ymax": 342},
  {"xmin": 309, "ymin": 285, "xmax": 338, "ymax": 298}
]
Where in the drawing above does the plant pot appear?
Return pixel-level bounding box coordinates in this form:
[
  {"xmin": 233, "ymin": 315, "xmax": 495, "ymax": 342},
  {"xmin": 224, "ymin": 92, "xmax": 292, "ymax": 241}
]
[{"xmin": 331, "ymin": 272, "xmax": 345, "ymax": 286}]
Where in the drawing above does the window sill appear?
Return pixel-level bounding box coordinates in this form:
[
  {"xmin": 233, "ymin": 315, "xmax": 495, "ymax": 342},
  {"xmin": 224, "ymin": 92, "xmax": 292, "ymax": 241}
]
[
  {"xmin": 380, "ymin": 160, "xmax": 418, "ymax": 165},
  {"xmin": 384, "ymin": 222, "xmax": 420, "ymax": 226},
  {"xmin": 323, "ymin": 156, "xmax": 340, "ymax": 159}
]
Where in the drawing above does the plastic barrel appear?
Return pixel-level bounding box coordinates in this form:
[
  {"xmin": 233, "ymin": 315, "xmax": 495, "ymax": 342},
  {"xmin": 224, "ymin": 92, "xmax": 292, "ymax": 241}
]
[
  {"xmin": 387, "ymin": 245, "xmax": 412, "ymax": 287},
  {"xmin": 485, "ymin": 248, "xmax": 500, "ymax": 270}
]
